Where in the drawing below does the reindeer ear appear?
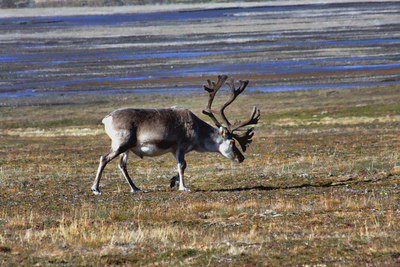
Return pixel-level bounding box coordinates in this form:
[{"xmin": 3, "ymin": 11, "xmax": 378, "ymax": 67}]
[{"xmin": 219, "ymin": 127, "xmax": 228, "ymax": 138}]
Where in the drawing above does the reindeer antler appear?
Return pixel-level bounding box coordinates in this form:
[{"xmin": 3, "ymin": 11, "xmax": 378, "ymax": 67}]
[
  {"xmin": 202, "ymin": 74, "xmax": 228, "ymax": 128},
  {"xmin": 202, "ymin": 75, "xmax": 261, "ymax": 152}
]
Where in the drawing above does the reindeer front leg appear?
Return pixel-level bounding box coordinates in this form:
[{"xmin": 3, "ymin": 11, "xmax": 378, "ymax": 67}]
[
  {"xmin": 170, "ymin": 160, "xmax": 186, "ymax": 188},
  {"xmin": 174, "ymin": 152, "xmax": 190, "ymax": 192},
  {"xmin": 177, "ymin": 162, "xmax": 190, "ymax": 192}
]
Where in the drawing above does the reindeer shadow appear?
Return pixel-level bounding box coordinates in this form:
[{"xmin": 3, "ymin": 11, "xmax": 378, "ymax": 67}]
[{"xmin": 197, "ymin": 178, "xmax": 374, "ymax": 193}]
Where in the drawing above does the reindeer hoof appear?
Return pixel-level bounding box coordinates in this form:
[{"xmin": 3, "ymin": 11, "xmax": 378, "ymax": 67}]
[
  {"xmin": 91, "ymin": 188, "xmax": 102, "ymax": 195},
  {"xmin": 179, "ymin": 187, "xmax": 191, "ymax": 192},
  {"xmin": 131, "ymin": 188, "xmax": 144, "ymax": 193},
  {"xmin": 170, "ymin": 176, "xmax": 179, "ymax": 188}
]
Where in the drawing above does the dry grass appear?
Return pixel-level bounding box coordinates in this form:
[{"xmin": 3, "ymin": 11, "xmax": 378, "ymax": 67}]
[{"xmin": 1, "ymin": 85, "xmax": 400, "ymax": 266}]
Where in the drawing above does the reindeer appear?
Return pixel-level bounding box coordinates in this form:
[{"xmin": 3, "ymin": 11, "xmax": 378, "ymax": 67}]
[{"xmin": 91, "ymin": 75, "xmax": 260, "ymax": 194}]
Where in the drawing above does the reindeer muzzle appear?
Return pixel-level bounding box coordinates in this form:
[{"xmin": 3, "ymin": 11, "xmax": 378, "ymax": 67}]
[{"xmin": 235, "ymin": 152, "xmax": 245, "ymax": 163}]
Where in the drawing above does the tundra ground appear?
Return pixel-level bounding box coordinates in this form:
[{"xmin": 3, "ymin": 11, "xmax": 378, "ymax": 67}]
[{"xmin": 1, "ymin": 85, "xmax": 400, "ymax": 266}]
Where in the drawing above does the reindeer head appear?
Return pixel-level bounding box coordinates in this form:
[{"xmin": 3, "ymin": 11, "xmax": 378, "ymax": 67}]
[{"xmin": 202, "ymin": 75, "xmax": 261, "ymax": 163}]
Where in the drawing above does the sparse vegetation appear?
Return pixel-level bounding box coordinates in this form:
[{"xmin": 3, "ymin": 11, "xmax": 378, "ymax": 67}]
[{"xmin": 1, "ymin": 85, "xmax": 400, "ymax": 266}]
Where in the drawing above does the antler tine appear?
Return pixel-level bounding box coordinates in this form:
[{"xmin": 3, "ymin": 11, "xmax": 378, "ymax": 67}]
[
  {"xmin": 230, "ymin": 106, "xmax": 261, "ymax": 132},
  {"xmin": 219, "ymin": 78, "xmax": 250, "ymax": 129},
  {"xmin": 203, "ymin": 79, "xmax": 215, "ymax": 93},
  {"xmin": 202, "ymin": 75, "xmax": 229, "ymax": 128},
  {"xmin": 232, "ymin": 128, "xmax": 254, "ymax": 152},
  {"xmin": 230, "ymin": 106, "xmax": 260, "ymax": 152}
]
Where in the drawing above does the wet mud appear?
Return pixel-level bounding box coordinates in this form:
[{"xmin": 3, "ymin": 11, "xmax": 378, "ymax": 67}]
[{"xmin": 0, "ymin": 1, "xmax": 399, "ymax": 105}]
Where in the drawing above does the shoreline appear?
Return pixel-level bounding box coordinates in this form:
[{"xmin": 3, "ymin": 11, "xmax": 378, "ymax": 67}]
[
  {"xmin": 2, "ymin": 80, "xmax": 400, "ymax": 99},
  {"xmin": 2, "ymin": 1, "xmax": 399, "ymax": 107}
]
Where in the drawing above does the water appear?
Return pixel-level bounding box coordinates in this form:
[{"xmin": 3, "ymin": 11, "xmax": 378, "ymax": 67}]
[
  {"xmin": 1, "ymin": 2, "xmax": 399, "ymax": 99},
  {"xmin": 2, "ymin": 54, "xmax": 399, "ymax": 93},
  {"xmin": 0, "ymin": 5, "xmax": 306, "ymax": 28}
]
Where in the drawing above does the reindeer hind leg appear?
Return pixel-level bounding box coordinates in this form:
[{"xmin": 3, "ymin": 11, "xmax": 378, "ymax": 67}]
[
  {"xmin": 118, "ymin": 151, "xmax": 143, "ymax": 193},
  {"xmin": 92, "ymin": 148, "xmax": 121, "ymax": 195}
]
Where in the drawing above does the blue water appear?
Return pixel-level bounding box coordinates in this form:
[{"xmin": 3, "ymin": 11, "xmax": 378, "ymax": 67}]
[
  {"xmin": 164, "ymin": 58, "xmax": 400, "ymax": 77},
  {"xmin": 2, "ymin": 80, "xmax": 399, "ymax": 99},
  {"xmin": 0, "ymin": 87, "xmax": 200, "ymax": 98},
  {"xmin": 1, "ymin": 2, "xmax": 399, "ymax": 99},
  {"xmin": 1, "ymin": 54, "xmax": 399, "ymax": 94},
  {"xmin": 1, "ymin": 60, "xmax": 399, "ymax": 91},
  {"xmin": 0, "ymin": 5, "xmax": 305, "ymax": 28},
  {"xmin": 2, "ymin": 39, "xmax": 400, "ymax": 63}
]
